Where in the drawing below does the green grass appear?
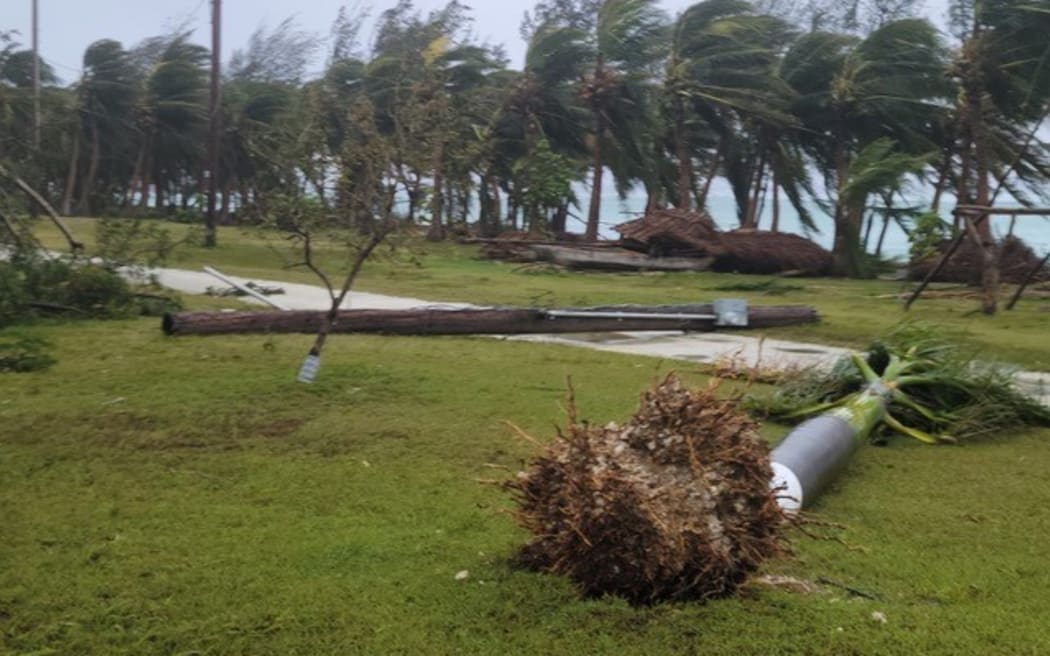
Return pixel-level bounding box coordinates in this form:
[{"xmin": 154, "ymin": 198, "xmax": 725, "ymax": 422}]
[
  {"xmin": 2, "ymin": 304, "xmax": 1050, "ymax": 654},
  {"xmin": 35, "ymin": 216, "xmax": 1050, "ymax": 370}
]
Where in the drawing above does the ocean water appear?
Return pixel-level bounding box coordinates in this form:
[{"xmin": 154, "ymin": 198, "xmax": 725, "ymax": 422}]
[{"xmin": 586, "ymin": 178, "xmax": 1050, "ymax": 259}]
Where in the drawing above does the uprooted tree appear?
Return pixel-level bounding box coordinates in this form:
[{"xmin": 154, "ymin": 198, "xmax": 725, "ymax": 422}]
[
  {"xmin": 506, "ymin": 376, "xmax": 789, "ymax": 605},
  {"xmin": 504, "ymin": 328, "xmax": 1050, "ymax": 604}
]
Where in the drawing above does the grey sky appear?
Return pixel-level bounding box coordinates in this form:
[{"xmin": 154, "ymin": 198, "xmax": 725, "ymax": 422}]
[{"xmin": 7, "ymin": 0, "xmax": 950, "ymax": 83}]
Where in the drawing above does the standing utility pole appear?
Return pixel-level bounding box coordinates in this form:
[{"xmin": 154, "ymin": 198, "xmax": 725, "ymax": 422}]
[
  {"xmin": 31, "ymin": 0, "xmax": 40, "ymax": 150},
  {"xmin": 205, "ymin": 0, "xmax": 222, "ymax": 247}
]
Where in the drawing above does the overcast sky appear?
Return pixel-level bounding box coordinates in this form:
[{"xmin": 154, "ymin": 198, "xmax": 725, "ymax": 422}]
[{"xmin": 6, "ymin": 0, "xmax": 952, "ymax": 83}]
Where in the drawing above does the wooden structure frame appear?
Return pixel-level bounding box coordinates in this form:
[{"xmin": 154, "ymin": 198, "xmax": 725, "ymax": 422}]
[{"xmin": 904, "ymin": 206, "xmax": 1050, "ymax": 311}]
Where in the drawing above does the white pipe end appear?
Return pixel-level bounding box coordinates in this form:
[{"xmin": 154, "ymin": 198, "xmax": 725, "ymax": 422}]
[{"xmin": 771, "ymin": 462, "xmax": 803, "ymax": 513}]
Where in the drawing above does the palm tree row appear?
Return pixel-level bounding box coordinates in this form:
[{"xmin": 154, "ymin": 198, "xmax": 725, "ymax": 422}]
[{"xmin": 1, "ymin": 0, "xmax": 1048, "ymax": 280}]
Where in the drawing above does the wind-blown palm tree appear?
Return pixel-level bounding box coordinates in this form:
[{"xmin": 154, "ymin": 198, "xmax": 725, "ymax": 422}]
[
  {"xmin": 494, "ymin": 23, "xmax": 592, "ymax": 232},
  {"xmin": 129, "ymin": 35, "xmax": 209, "ymax": 211},
  {"xmin": 667, "ymin": 0, "xmax": 800, "ymax": 226},
  {"xmin": 67, "ymin": 40, "xmax": 138, "ymax": 215},
  {"xmin": 581, "ymin": 0, "xmax": 669, "ymax": 241},
  {"xmin": 783, "ymin": 19, "xmax": 949, "ymax": 276},
  {"xmin": 948, "ymin": 0, "xmax": 1050, "ymax": 312}
]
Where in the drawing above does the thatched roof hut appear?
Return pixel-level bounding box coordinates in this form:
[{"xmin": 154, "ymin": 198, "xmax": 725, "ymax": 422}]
[
  {"xmin": 614, "ymin": 208, "xmax": 720, "ymax": 256},
  {"xmin": 909, "ymin": 235, "xmax": 1049, "ymax": 285}
]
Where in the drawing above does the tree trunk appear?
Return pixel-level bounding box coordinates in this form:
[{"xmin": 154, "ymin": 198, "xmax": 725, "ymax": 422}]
[
  {"xmin": 931, "ymin": 154, "xmax": 951, "ymax": 213},
  {"xmin": 61, "ymin": 127, "xmax": 80, "ymax": 216},
  {"xmin": 492, "ymin": 182, "xmax": 502, "ymax": 231},
  {"xmin": 744, "ymin": 155, "xmax": 765, "ymax": 229},
  {"xmin": 831, "ymin": 141, "xmax": 861, "ymax": 276},
  {"xmin": 675, "ymin": 106, "xmax": 693, "ymax": 211},
  {"xmin": 875, "ymin": 216, "xmax": 891, "ymax": 258},
  {"xmin": 965, "ymin": 53, "xmax": 998, "ymax": 314},
  {"xmin": 220, "ymin": 182, "xmax": 232, "ymax": 223},
  {"xmin": 0, "ymin": 163, "xmax": 83, "ymax": 251},
  {"xmin": 861, "ymin": 212, "xmax": 875, "ymax": 252},
  {"xmin": 585, "ymin": 119, "xmax": 605, "ymax": 241},
  {"xmin": 551, "ymin": 202, "xmax": 568, "ymax": 235},
  {"xmin": 123, "ymin": 141, "xmax": 147, "ymax": 209},
  {"xmin": 138, "ymin": 146, "xmax": 152, "ymax": 209},
  {"xmin": 426, "ymin": 142, "xmax": 445, "ymax": 241},
  {"xmin": 874, "ymin": 192, "xmax": 893, "ymax": 258},
  {"xmin": 771, "ymin": 169, "xmax": 780, "ymax": 233},
  {"xmin": 80, "ymin": 121, "xmax": 100, "ymax": 214},
  {"xmin": 697, "ymin": 148, "xmax": 721, "ymax": 210}
]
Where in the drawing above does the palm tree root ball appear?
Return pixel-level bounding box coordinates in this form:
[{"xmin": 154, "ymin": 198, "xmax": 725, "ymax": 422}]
[{"xmin": 506, "ymin": 375, "xmax": 788, "ymax": 605}]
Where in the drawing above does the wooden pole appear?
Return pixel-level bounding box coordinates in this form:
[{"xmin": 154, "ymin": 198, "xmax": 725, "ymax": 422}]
[
  {"xmin": 32, "ymin": 0, "xmax": 40, "ymax": 151},
  {"xmin": 204, "ymin": 0, "xmax": 222, "ymax": 248},
  {"xmin": 1005, "ymin": 251, "xmax": 1050, "ymax": 311},
  {"xmin": 162, "ymin": 304, "xmax": 820, "ymax": 337},
  {"xmin": 954, "ymin": 205, "xmax": 1050, "ymax": 217},
  {"xmin": 903, "ymin": 215, "xmax": 985, "ymax": 311}
]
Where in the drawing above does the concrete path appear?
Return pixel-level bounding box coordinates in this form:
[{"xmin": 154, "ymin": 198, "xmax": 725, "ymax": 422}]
[{"xmin": 157, "ymin": 265, "xmax": 1048, "ymax": 406}]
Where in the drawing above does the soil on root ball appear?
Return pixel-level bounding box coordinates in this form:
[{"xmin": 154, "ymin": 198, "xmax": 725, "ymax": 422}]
[{"xmin": 506, "ymin": 375, "xmax": 789, "ymax": 605}]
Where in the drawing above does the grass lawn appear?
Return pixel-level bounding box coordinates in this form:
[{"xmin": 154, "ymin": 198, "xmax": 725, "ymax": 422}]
[
  {"xmin": 35, "ymin": 216, "xmax": 1050, "ymax": 370},
  {"xmin": 4, "ymin": 217, "xmax": 1047, "ymax": 654}
]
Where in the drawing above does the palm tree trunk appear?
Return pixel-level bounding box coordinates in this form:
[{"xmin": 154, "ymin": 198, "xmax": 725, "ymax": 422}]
[
  {"xmin": 426, "ymin": 141, "xmax": 445, "ymax": 241},
  {"xmin": 930, "ymin": 154, "xmax": 951, "ymax": 212},
  {"xmin": 963, "ymin": 48, "xmax": 998, "ymax": 314},
  {"xmin": 123, "ymin": 140, "xmax": 146, "ymax": 209},
  {"xmin": 674, "ymin": 106, "xmax": 692, "ymax": 211},
  {"xmin": 875, "ymin": 216, "xmax": 891, "ymax": 257},
  {"xmin": 61, "ymin": 128, "xmax": 80, "ymax": 216},
  {"xmin": 220, "ymin": 181, "xmax": 232, "ymax": 223},
  {"xmin": 832, "ymin": 141, "xmax": 861, "ymax": 277},
  {"xmin": 744, "ymin": 155, "xmax": 765, "ymax": 228},
  {"xmin": 138, "ymin": 137, "xmax": 153, "ymax": 209},
  {"xmin": 585, "ymin": 119, "xmax": 605, "ymax": 241},
  {"xmin": 79, "ymin": 121, "xmax": 100, "ymax": 214},
  {"xmin": 697, "ymin": 148, "xmax": 721, "ymax": 210},
  {"xmin": 492, "ymin": 183, "xmax": 502, "ymax": 229},
  {"xmin": 771, "ymin": 168, "xmax": 780, "ymax": 233}
]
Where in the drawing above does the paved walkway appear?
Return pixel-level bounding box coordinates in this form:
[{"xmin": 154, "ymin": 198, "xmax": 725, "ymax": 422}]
[{"xmin": 158, "ymin": 265, "xmax": 1048, "ymax": 406}]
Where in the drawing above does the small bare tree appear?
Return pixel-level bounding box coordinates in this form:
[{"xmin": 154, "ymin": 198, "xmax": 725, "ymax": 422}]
[{"xmin": 262, "ymin": 96, "xmax": 401, "ymax": 383}]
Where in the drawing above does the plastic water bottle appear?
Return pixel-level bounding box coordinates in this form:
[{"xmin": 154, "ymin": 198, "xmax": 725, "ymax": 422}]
[{"xmin": 297, "ymin": 354, "xmax": 321, "ymax": 384}]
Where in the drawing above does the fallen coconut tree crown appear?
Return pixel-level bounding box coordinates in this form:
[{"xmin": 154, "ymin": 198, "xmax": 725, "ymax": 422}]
[{"xmin": 506, "ymin": 376, "xmax": 788, "ymax": 605}]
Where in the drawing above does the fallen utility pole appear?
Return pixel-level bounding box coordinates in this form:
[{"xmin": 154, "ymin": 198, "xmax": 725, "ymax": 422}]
[{"xmin": 162, "ymin": 304, "xmax": 818, "ymax": 337}]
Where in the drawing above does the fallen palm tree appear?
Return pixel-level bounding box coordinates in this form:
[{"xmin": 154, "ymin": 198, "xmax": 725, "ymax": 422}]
[
  {"xmin": 162, "ymin": 302, "xmax": 819, "ymax": 336},
  {"xmin": 763, "ymin": 330, "xmax": 1050, "ymax": 508},
  {"xmin": 506, "ymin": 376, "xmax": 788, "ymax": 605},
  {"xmin": 505, "ymin": 330, "xmax": 1049, "ymax": 603}
]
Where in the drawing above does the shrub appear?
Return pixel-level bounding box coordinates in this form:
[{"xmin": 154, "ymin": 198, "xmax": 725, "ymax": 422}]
[
  {"xmin": 0, "ymin": 333, "xmax": 56, "ymax": 373},
  {"xmin": 62, "ymin": 265, "xmax": 134, "ymax": 317}
]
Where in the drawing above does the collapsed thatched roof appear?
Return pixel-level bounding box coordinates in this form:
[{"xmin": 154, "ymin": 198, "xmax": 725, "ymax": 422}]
[
  {"xmin": 713, "ymin": 230, "xmax": 834, "ymax": 276},
  {"xmin": 614, "ymin": 210, "xmax": 833, "ymax": 275},
  {"xmin": 909, "ymin": 235, "xmax": 1049, "ymax": 285},
  {"xmin": 614, "ymin": 208, "xmax": 720, "ymax": 255}
]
